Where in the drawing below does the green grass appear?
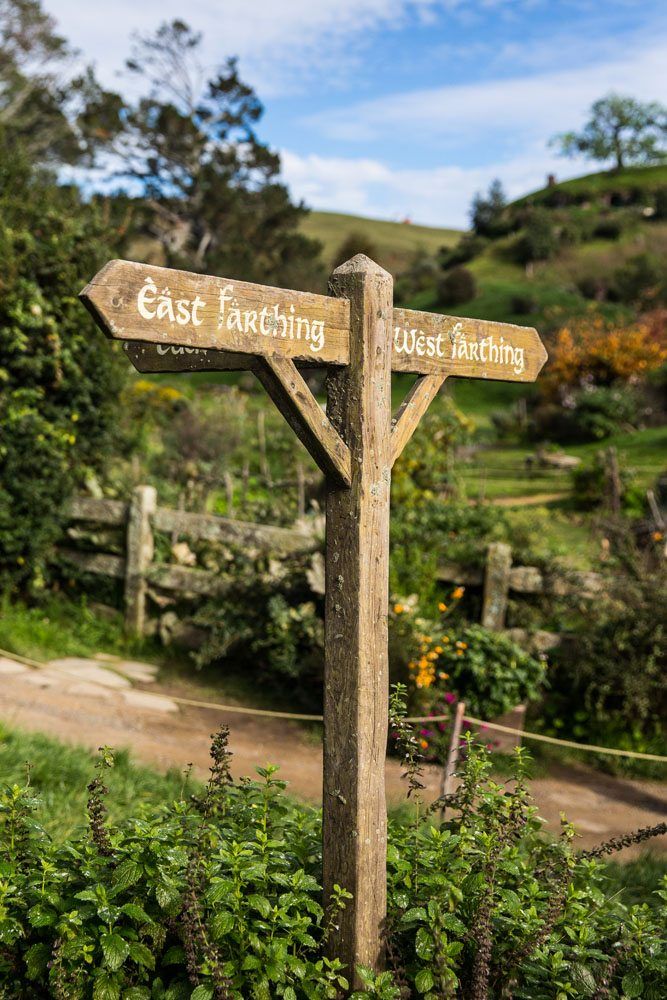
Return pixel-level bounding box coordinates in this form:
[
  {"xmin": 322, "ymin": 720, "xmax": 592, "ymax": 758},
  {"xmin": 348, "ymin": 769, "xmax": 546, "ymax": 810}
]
[
  {"xmin": 516, "ymin": 164, "xmax": 667, "ymax": 205},
  {"xmin": 300, "ymin": 210, "xmax": 460, "ymax": 273},
  {"xmin": 0, "ymin": 594, "xmax": 161, "ymax": 665},
  {"xmin": 0, "ymin": 723, "xmax": 195, "ymax": 842}
]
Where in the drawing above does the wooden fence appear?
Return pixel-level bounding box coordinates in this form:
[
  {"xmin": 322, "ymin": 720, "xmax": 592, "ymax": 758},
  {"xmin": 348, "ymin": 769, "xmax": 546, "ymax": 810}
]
[
  {"xmin": 60, "ymin": 491, "xmax": 604, "ymax": 645},
  {"xmin": 60, "ymin": 487, "xmax": 318, "ymax": 635}
]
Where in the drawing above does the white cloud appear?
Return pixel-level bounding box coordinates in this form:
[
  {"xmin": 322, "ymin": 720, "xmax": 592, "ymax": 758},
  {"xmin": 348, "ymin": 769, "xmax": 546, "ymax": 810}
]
[
  {"xmin": 280, "ymin": 144, "xmax": 588, "ymax": 227},
  {"xmin": 45, "ymin": 0, "xmax": 559, "ymax": 96},
  {"xmin": 304, "ymin": 36, "xmax": 667, "ymax": 146}
]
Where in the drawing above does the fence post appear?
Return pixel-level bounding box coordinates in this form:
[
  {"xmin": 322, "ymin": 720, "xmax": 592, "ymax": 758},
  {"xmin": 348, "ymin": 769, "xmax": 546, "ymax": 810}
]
[
  {"xmin": 481, "ymin": 542, "xmax": 512, "ymax": 630},
  {"xmin": 440, "ymin": 699, "xmax": 466, "ymax": 819},
  {"xmin": 124, "ymin": 484, "xmax": 157, "ymax": 636}
]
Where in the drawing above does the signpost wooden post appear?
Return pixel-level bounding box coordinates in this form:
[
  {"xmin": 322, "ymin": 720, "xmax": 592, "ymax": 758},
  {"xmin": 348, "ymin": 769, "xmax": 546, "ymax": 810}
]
[{"xmin": 81, "ymin": 255, "xmax": 547, "ymax": 986}]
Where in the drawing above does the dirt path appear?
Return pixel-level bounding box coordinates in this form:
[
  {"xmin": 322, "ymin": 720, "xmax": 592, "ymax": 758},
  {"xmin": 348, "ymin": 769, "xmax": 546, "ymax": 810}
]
[
  {"xmin": 490, "ymin": 492, "xmax": 569, "ymax": 507},
  {"xmin": 0, "ymin": 654, "xmax": 664, "ymax": 857}
]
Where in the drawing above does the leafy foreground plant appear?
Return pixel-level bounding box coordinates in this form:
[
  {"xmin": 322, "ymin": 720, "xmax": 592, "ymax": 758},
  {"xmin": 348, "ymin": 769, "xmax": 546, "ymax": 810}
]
[{"xmin": 0, "ymin": 726, "xmax": 665, "ymax": 999}]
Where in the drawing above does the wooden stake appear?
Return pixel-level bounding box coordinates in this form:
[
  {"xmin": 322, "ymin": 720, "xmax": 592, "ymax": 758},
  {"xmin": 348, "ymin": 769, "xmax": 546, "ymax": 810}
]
[
  {"xmin": 324, "ymin": 255, "xmax": 393, "ymax": 983},
  {"xmin": 481, "ymin": 542, "xmax": 512, "ymax": 630},
  {"xmin": 296, "ymin": 461, "xmax": 306, "ymax": 518},
  {"xmin": 440, "ymin": 699, "xmax": 466, "ymax": 818},
  {"xmin": 124, "ymin": 484, "xmax": 156, "ymax": 636}
]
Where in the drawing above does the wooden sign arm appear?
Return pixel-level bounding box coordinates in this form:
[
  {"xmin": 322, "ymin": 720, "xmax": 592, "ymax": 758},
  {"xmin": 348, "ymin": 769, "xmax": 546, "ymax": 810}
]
[
  {"xmin": 256, "ymin": 356, "xmax": 352, "ymax": 489},
  {"xmin": 390, "ymin": 373, "xmax": 447, "ymax": 467}
]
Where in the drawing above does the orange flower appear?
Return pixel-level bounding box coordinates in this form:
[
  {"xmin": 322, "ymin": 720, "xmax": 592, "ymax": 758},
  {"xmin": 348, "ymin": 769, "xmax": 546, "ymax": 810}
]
[
  {"xmin": 435, "ymin": 646, "xmax": 443, "ymax": 654},
  {"xmin": 438, "ymin": 671, "xmax": 449, "ymax": 680},
  {"xmin": 420, "ymin": 739, "xmax": 429, "ymax": 749},
  {"xmin": 393, "ymin": 603, "xmax": 404, "ymax": 614},
  {"xmin": 653, "ymin": 531, "xmax": 664, "ymax": 541},
  {"xmin": 438, "ymin": 602, "xmax": 448, "ymax": 612},
  {"xmin": 452, "ymin": 586, "xmax": 465, "ymax": 599}
]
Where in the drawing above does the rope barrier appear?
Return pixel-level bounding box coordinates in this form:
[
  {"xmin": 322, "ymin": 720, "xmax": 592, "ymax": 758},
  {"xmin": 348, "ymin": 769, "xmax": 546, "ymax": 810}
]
[{"xmin": 2, "ymin": 646, "xmax": 666, "ymax": 764}]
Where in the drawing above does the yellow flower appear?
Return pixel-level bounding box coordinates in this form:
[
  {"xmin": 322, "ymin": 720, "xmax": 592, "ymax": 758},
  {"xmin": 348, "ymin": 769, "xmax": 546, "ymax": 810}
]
[
  {"xmin": 456, "ymin": 650, "xmax": 463, "ymax": 656},
  {"xmin": 438, "ymin": 671, "xmax": 449, "ymax": 680},
  {"xmin": 427, "ymin": 651, "xmax": 438, "ymax": 661},
  {"xmin": 394, "ymin": 603, "xmax": 404, "ymax": 614},
  {"xmin": 653, "ymin": 531, "xmax": 664, "ymax": 541},
  {"xmin": 434, "ymin": 646, "xmax": 443, "ymax": 654},
  {"xmin": 438, "ymin": 602, "xmax": 448, "ymax": 612},
  {"xmin": 441, "ymin": 636, "xmax": 450, "ymax": 644},
  {"xmin": 452, "ymin": 586, "xmax": 465, "ymax": 599},
  {"xmin": 456, "ymin": 641, "xmax": 468, "ymax": 650}
]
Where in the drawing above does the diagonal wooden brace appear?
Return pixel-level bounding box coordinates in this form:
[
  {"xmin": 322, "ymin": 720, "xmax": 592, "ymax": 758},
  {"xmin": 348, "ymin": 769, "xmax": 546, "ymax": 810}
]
[
  {"xmin": 390, "ymin": 373, "xmax": 446, "ymax": 466},
  {"xmin": 256, "ymin": 355, "xmax": 352, "ymax": 489}
]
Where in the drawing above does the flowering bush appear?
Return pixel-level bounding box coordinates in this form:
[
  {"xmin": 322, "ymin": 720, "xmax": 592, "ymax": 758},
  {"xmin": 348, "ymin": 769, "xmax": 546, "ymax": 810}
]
[{"xmin": 390, "ymin": 593, "xmax": 547, "ymax": 761}]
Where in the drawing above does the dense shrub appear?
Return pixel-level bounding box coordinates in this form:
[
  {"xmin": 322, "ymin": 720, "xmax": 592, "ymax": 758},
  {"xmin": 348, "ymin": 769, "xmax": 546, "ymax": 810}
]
[
  {"xmin": 593, "ymin": 217, "xmax": 624, "ymax": 240},
  {"xmin": 438, "ymin": 234, "xmax": 488, "ymax": 270},
  {"xmin": 531, "ymin": 384, "xmax": 642, "ymax": 443},
  {"xmin": 333, "ymin": 231, "xmax": 380, "ymax": 269},
  {"xmin": 541, "ymin": 319, "xmax": 667, "ymax": 395},
  {"xmin": 515, "ymin": 209, "xmax": 559, "ymax": 264},
  {"xmin": 611, "ymin": 252, "xmax": 667, "ymax": 308},
  {"xmin": 654, "ymin": 187, "xmax": 667, "ymax": 220},
  {"xmin": 1, "ymin": 732, "xmax": 665, "ymax": 998},
  {"xmin": 570, "ymin": 450, "xmax": 641, "ymax": 511},
  {"xmin": 542, "ymin": 555, "xmax": 666, "ymax": 774},
  {"xmin": 390, "ymin": 598, "xmax": 546, "ymax": 722},
  {"xmin": 436, "ymin": 266, "xmax": 477, "ymax": 307},
  {"xmin": 0, "ymin": 139, "xmax": 125, "ymax": 591}
]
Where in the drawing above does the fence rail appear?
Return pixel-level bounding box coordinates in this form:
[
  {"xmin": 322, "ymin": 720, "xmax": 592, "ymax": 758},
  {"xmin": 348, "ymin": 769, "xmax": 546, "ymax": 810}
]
[
  {"xmin": 61, "ymin": 491, "xmax": 604, "ymax": 646},
  {"xmin": 61, "ymin": 487, "xmax": 317, "ymax": 635}
]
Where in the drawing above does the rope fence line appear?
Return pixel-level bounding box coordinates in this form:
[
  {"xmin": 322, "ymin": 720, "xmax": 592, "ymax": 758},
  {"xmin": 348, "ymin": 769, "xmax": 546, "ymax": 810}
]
[{"xmin": 2, "ymin": 646, "xmax": 666, "ymax": 764}]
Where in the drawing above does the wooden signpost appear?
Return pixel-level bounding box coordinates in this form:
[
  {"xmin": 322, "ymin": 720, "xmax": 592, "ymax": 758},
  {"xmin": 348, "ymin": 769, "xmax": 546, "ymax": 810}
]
[{"xmin": 81, "ymin": 256, "xmax": 547, "ymax": 984}]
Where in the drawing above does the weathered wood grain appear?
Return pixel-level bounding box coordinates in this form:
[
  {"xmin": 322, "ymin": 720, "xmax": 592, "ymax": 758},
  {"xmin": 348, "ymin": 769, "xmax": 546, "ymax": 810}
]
[
  {"xmin": 58, "ymin": 548, "xmax": 125, "ymax": 579},
  {"xmin": 83, "ymin": 260, "xmax": 547, "ymax": 383},
  {"xmin": 256, "ymin": 356, "xmax": 352, "ymax": 488},
  {"xmin": 323, "ymin": 254, "xmax": 393, "ymax": 981},
  {"xmin": 81, "ymin": 260, "xmax": 350, "ymax": 367},
  {"xmin": 123, "ymin": 341, "xmax": 255, "ymax": 374},
  {"xmin": 481, "ymin": 541, "xmax": 512, "ymax": 629},
  {"xmin": 153, "ymin": 507, "xmax": 316, "ymax": 554},
  {"xmin": 124, "ymin": 485, "xmax": 156, "ymax": 636},
  {"xmin": 148, "ymin": 563, "xmax": 231, "ymax": 596},
  {"xmin": 68, "ymin": 496, "xmax": 128, "ymax": 525},
  {"xmin": 390, "ymin": 373, "xmax": 446, "ymax": 466},
  {"xmin": 392, "ymin": 307, "xmax": 547, "ymax": 381}
]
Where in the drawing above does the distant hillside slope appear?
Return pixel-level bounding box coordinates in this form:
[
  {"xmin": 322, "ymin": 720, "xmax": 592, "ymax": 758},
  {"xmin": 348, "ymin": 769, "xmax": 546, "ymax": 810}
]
[
  {"xmin": 300, "ymin": 210, "xmax": 461, "ymax": 273},
  {"xmin": 404, "ymin": 164, "xmax": 667, "ymax": 333},
  {"xmin": 515, "ymin": 164, "xmax": 667, "ymax": 206}
]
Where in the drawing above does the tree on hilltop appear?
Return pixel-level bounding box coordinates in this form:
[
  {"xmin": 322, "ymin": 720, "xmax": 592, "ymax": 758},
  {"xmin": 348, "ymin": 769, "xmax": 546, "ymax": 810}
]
[
  {"xmin": 551, "ymin": 94, "xmax": 667, "ymax": 172},
  {"xmin": 470, "ymin": 178, "xmax": 507, "ymax": 236}
]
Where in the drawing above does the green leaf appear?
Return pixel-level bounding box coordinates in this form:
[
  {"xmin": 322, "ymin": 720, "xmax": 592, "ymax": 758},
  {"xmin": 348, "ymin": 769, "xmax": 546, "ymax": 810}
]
[
  {"xmin": 128, "ymin": 941, "xmax": 155, "ymax": 970},
  {"xmin": 400, "ymin": 906, "xmax": 427, "ymax": 924},
  {"xmin": 210, "ymin": 910, "xmax": 235, "ymax": 938},
  {"xmin": 415, "ymin": 968, "xmax": 435, "ymax": 994},
  {"xmin": 415, "ymin": 927, "xmax": 434, "ymax": 961},
  {"xmin": 121, "ymin": 903, "xmax": 151, "ymax": 924},
  {"xmin": 101, "ymin": 932, "xmax": 130, "ymax": 972},
  {"xmin": 190, "ymin": 987, "xmax": 214, "ymax": 1000},
  {"xmin": 112, "ymin": 860, "xmax": 142, "ymax": 893},
  {"xmin": 622, "ymin": 973, "xmax": 644, "ymax": 998},
  {"xmin": 249, "ymin": 894, "xmax": 272, "ymax": 919},
  {"xmin": 123, "ymin": 990, "xmax": 151, "ymax": 1000},
  {"xmin": 25, "ymin": 942, "xmax": 50, "ymax": 980},
  {"xmin": 93, "ymin": 972, "xmax": 121, "ymax": 1000}
]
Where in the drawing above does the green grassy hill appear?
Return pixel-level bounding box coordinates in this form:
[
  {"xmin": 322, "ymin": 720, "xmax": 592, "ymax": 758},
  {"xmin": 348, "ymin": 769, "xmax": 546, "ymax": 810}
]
[
  {"xmin": 300, "ymin": 210, "xmax": 460, "ymax": 273},
  {"xmin": 515, "ymin": 163, "xmax": 667, "ymax": 205}
]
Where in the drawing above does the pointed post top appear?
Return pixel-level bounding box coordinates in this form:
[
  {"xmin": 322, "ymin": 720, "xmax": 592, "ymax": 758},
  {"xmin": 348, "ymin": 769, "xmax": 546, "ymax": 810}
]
[{"xmin": 331, "ymin": 254, "xmax": 391, "ymax": 280}]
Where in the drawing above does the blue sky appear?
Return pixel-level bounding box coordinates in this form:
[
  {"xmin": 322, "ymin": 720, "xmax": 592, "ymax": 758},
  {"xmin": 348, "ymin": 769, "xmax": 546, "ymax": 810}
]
[{"xmin": 49, "ymin": 0, "xmax": 666, "ymax": 227}]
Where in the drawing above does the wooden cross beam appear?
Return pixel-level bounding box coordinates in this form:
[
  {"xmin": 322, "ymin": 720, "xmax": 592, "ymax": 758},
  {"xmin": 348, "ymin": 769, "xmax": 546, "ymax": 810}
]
[{"xmin": 80, "ymin": 255, "xmax": 547, "ymax": 986}]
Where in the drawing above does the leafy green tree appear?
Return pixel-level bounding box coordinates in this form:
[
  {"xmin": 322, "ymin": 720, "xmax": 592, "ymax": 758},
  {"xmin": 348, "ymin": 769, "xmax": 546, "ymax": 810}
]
[
  {"xmin": 333, "ymin": 230, "xmax": 380, "ymax": 268},
  {"xmin": 552, "ymin": 93, "xmax": 667, "ymax": 172},
  {"xmin": 0, "ymin": 0, "xmax": 122, "ymax": 165},
  {"xmin": 0, "ymin": 136, "xmax": 126, "ymax": 591},
  {"xmin": 469, "ymin": 178, "xmax": 506, "ymax": 236},
  {"xmin": 114, "ymin": 20, "xmax": 323, "ymax": 289}
]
